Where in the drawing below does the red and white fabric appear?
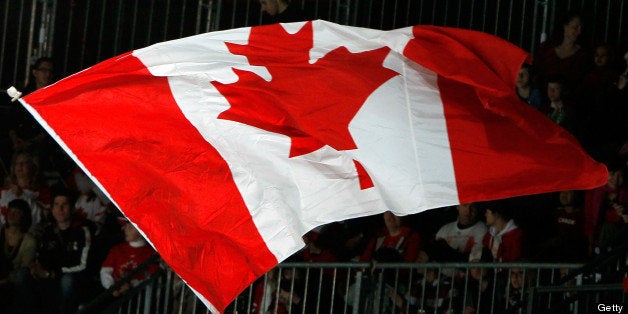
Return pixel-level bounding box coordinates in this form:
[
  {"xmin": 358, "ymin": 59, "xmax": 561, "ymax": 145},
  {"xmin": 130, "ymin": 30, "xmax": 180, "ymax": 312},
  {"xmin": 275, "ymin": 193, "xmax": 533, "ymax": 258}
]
[{"xmin": 17, "ymin": 20, "xmax": 606, "ymax": 312}]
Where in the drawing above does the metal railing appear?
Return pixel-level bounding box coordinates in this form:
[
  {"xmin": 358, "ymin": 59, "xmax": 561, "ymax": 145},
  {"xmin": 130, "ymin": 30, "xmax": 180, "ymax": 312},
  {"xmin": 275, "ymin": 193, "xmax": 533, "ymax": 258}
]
[
  {"xmin": 78, "ymin": 254, "xmax": 166, "ymax": 313},
  {"xmin": 79, "ymin": 238, "xmax": 628, "ymax": 314},
  {"xmin": 230, "ymin": 261, "xmax": 624, "ymax": 314},
  {"xmin": 84, "ymin": 260, "xmax": 591, "ymax": 314},
  {"xmin": 2, "ymin": 0, "xmax": 627, "ymax": 91},
  {"xmin": 527, "ymin": 284, "xmax": 625, "ymax": 314},
  {"xmin": 525, "ymin": 242, "xmax": 628, "ymax": 314}
]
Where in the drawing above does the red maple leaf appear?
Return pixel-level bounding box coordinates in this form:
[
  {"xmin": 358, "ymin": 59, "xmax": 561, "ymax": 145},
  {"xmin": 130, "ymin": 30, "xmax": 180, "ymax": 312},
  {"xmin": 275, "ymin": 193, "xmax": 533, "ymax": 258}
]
[{"xmin": 213, "ymin": 22, "xmax": 397, "ymax": 189}]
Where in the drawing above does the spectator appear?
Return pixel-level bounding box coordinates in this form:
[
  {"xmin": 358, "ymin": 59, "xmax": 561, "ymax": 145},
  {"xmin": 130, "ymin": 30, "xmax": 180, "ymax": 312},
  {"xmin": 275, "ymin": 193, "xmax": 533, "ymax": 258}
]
[
  {"xmin": 426, "ymin": 203, "xmax": 487, "ymax": 263},
  {"xmin": 252, "ymin": 269, "xmax": 278, "ymax": 314},
  {"xmin": 359, "ymin": 211, "xmax": 421, "ymax": 263},
  {"xmin": 501, "ymin": 267, "xmax": 528, "ymax": 314},
  {"xmin": 535, "ymin": 11, "xmax": 590, "ymax": 95},
  {"xmin": 100, "ymin": 218, "xmax": 158, "ymax": 297},
  {"xmin": 259, "ymin": 0, "xmax": 307, "ymax": 24},
  {"xmin": 30, "ymin": 188, "xmax": 91, "ymax": 314},
  {"xmin": 481, "ymin": 201, "xmax": 524, "ymax": 262},
  {"xmin": 7, "ymin": 57, "xmax": 54, "ymax": 154},
  {"xmin": 576, "ymin": 43, "xmax": 622, "ymax": 155},
  {"xmin": 358, "ymin": 211, "xmax": 421, "ymax": 313},
  {"xmin": 332, "ymin": 216, "xmax": 380, "ymax": 262},
  {"xmin": 599, "ymin": 52, "xmax": 628, "ymax": 160},
  {"xmin": 0, "ymin": 150, "xmax": 51, "ymax": 229},
  {"xmin": 298, "ymin": 226, "xmax": 352, "ymax": 312},
  {"xmin": 0, "ymin": 199, "xmax": 36, "ymax": 314},
  {"xmin": 69, "ymin": 167, "xmax": 111, "ymax": 237},
  {"xmin": 516, "ymin": 64, "xmax": 544, "ymax": 110},
  {"xmin": 543, "ymin": 75, "xmax": 576, "ymax": 133},
  {"xmin": 578, "ymin": 43, "xmax": 618, "ymax": 99},
  {"xmin": 462, "ymin": 257, "xmax": 495, "ymax": 314},
  {"xmin": 300, "ymin": 228, "xmax": 337, "ymax": 263},
  {"xmin": 22, "ymin": 57, "xmax": 55, "ymax": 94},
  {"xmin": 584, "ymin": 158, "xmax": 626, "ymax": 255},
  {"xmin": 385, "ymin": 267, "xmax": 451, "ymax": 314},
  {"xmin": 252, "ymin": 266, "xmax": 304, "ymax": 314},
  {"xmin": 542, "ymin": 190, "xmax": 588, "ymax": 261}
]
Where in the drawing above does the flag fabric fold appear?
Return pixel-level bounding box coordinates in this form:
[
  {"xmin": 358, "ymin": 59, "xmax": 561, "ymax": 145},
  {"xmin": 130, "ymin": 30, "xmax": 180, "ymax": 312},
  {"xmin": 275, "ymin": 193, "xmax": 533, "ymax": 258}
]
[{"xmin": 19, "ymin": 20, "xmax": 606, "ymax": 312}]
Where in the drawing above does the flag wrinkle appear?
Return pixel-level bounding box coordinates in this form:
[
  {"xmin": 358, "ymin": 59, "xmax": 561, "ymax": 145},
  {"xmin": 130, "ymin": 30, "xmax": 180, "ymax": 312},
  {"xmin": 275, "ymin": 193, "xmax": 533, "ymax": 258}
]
[
  {"xmin": 398, "ymin": 59, "xmax": 427, "ymax": 205},
  {"xmin": 406, "ymin": 26, "xmax": 528, "ymax": 99}
]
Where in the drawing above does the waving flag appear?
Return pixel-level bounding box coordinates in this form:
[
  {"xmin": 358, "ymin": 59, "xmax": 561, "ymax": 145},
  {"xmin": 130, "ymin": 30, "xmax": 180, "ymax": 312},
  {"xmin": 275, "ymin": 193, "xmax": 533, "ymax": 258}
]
[{"xmin": 18, "ymin": 20, "xmax": 606, "ymax": 312}]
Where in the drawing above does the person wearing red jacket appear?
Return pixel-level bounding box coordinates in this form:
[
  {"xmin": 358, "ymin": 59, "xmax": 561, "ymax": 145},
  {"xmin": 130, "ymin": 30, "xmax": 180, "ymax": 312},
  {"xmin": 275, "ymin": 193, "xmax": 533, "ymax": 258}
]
[
  {"xmin": 481, "ymin": 202, "xmax": 524, "ymax": 263},
  {"xmin": 359, "ymin": 211, "xmax": 421, "ymax": 263},
  {"xmin": 100, "ymin": 218, "xmax": 158, "ymax": 297}
]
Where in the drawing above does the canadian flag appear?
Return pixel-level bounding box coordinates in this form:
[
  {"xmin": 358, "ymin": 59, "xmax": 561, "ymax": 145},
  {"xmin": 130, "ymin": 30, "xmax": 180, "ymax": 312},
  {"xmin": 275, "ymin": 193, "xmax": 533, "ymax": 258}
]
[{"xmin": 20, "ymin": 20, "xmax": 605, "ymax": 312}]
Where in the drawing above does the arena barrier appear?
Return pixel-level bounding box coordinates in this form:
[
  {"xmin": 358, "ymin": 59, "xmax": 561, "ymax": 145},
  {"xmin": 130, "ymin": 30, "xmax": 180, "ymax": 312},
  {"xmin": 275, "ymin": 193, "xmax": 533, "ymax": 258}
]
[{"xmin": 81, "ymin": 258, "xmax": 628, "ymax": 314}]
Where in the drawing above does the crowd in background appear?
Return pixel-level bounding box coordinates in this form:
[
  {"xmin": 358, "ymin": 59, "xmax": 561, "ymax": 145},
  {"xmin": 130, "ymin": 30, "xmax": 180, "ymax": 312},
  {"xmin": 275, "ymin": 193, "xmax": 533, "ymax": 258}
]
[
  {"xmin": 0, "ymin": 58, "xmax": 159, "ymax": 313},
  {"xmin": 251, "ymin": 6, "xmax": 628, "ymax": 314},
  {"xmin": 0, "ymin": 4, "xmax": 627, "ymax": 314}
]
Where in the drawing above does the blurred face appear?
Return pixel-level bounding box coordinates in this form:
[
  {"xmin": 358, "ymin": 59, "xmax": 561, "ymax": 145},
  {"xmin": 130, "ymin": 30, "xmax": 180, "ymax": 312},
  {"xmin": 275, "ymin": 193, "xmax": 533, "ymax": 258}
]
[
  {"xmin": 7, "ymin": 206, "xmax": 25, "ymax": 227},
  {"xmin": 457, "ymin": 203, "xmax": 478, "ymax": 226},
  {"xmin": 52, "ymin": 196, "xmax": 72, "ymax": 224},
  {"xmin": 563, "ymin": 17, "xmax": 582, "ymax": 41},
  {"xmin": 32, "ymin": 61, "xmax": 53, "ymax": 88},
  {"xmin": 259, "ymin": 0, "xmax": 280, "ymax": 16},
  {"xmin": 123, "ymin": 223, "xmax": 142, "ymax": 242},
  {"xmin": 470, "ymin": 268, "xmax": 484, "ymax": 280},
  {"xmin": 383, "ymin": 211, "xmax": 402, "ymax": 231},
  {"xmin": 594, "ymin": 46, "xmax": 610, "ymax": 67},
  {"xmin": 485, "ymin": 209, "xmax": 496, "ymax": 226},
  {"xmin": 608, "ymin": 170, "xmax": 624, "ymax": 188},
  {"xmin": 282, "ymin": 268, "xmax": 293, "ymax": 279},
  {"xmin": 425, "ymin": 269, "xmax": 436, "ymax": 282},
  {"xmin": 510, "ymin": 269, "xmax": 524, "ymax": 289},
  {"xmin": 13, "ymin": 154, "xmax": 35, "ymax": 180},
  {"xmin": 547, "ymin": 82, "xmax": 563, "ymax": 102},
  {"xmin": 559, "ymin": 190, "xmax": 575, "ymax": 206},
  {"xmin": 516, "ymin": 67, "xmax": 530, "ymax": 88}
]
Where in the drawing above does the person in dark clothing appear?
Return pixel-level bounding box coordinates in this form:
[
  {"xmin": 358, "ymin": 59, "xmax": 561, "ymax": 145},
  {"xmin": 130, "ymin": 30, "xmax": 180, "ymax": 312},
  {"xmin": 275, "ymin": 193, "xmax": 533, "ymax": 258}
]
[
  {"xmin": 259, "ymin": 0, "xmax": 308, "ymax": 24},
  {"xmin": 30, "ymin": 188, "xmax": 91, "ymax": 314},
  {"xmin": 7, "ymin": 57, "xmax": 54, "ymax": 153},
  {"xmin": 0, "ymin": 199, "xmax": 36, "ymax": 314}
]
